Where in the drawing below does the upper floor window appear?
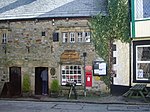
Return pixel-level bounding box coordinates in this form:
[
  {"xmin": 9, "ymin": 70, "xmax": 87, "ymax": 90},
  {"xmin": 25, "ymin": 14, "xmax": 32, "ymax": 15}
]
[
  {"xmin": 62, "ymin": 31, "xmax": 91, "ymax": 43},
  {"xmin": 77, "ymin": 32, "xmax": 83, "ymax": 42},
  {"xmin": 41, "ymin": 31, "xmax": 46, "ymax": 36},
  {"xmin": 62, "ymin": 32, "xmax": 68, "ymax": 43},
  {"xmin": 85, "ymin": 32, "xmax": 91, "ymax": 42},
  {"xmin": 70, "ymin": 32, "xmax": 75, "ymax": 43},
  {"xmin": 135, "ymin": 0, "xmax": 150, "ymax": 20},
  {"xmin": 2, "ymin": 33, "xmax": 7, "ymax": 44}
]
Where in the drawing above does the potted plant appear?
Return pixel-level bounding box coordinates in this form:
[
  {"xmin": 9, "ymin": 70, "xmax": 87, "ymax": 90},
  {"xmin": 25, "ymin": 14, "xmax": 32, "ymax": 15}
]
[{"xmin": 50, "ymin": 79, "xmax": 60, "ymax": 97}]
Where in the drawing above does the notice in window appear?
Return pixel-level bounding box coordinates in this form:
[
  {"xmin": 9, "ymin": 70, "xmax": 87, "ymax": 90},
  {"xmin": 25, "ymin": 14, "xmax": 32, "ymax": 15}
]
[{"xmin": 138, "ymin": 69, "xmax": 143, "ymax": 78}]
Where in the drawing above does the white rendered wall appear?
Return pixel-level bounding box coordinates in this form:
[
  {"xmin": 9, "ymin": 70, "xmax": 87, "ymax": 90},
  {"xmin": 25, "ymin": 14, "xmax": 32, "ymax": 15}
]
[
  {"xmin": 135, "ymin": 20, "xmax": 150, "ymax": 37},
  {"xmin": 113, "ymin": 40, "xmax": 130, "ymax": 86}
]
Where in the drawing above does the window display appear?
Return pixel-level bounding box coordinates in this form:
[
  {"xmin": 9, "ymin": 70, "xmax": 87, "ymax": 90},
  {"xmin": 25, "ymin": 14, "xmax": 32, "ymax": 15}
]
[{"xmin": 61, "ymin": 65, "xmax": 82, "ymax": 85}]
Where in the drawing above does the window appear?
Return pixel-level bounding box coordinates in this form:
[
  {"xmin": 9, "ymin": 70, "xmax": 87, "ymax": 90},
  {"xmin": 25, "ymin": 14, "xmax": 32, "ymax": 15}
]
[
  {"xmin": 42, "ymin": 31, "xmax": 46, "ymax": 36},
  {"xmin": 112, "ymin": 44, "xmax": 116, "ymax": 51},
  {"xmin": 135, "ymin": 0, "xmax": 150, "ymax": 19},
  {"xmin": 70, "ymin": 32, "xmax": 75, "ymax": 43},
  {"xmin": 2, "ymin": 33, "xmax": 7, "ymax": 44},
  {"xmin": 133, "ymin": 40, "xmax": 150, "ymax": 82},
  {"xmin": 62, "ymin": 32, "xmax": 68, "ymax": 43},
  {"xmin": 136, "ymin": 45, "xmax": 150, "ymax": 80},
  {"xmin": 61, "ymin": 31, "xmax": 91, "ymax": 43},
  {"xmin": 53, "ymin": 32, "xmax": 59, "ymax": 42},
  {"xmin": 84, "ymin": 32, "xmax": 91, "ymax": 42},
  {"xmin": 77, "ymin": 32, "xmax": 83, "ymax": 42},
  {"xmin": 113, "ymin": 57, "xmax": 116, "ymax": 64},
  {"xmin": 61, "ymin": 65, "xmax": 82, "ymax": 85}
]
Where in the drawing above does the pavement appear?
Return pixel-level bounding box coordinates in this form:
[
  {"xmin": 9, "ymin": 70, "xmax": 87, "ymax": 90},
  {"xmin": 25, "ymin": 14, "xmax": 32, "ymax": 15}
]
[{"xmin": 0, "ymin": 94, "xmax": 150, "ymax": 105}]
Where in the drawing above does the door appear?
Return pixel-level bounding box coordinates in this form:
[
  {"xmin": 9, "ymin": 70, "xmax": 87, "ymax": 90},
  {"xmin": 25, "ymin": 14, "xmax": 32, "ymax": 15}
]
[
  {"xmin": 35, "ymin": 67, "xmax": 48, "ymax": 95},
  {"xmin": 9, "ymin": 67, "xmax": 21, "ymax": 96}
]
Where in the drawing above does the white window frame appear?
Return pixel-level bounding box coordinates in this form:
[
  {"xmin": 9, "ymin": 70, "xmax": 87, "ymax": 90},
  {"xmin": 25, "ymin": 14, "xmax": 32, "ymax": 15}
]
[
  {"xmin": 70, "ymin": 32, "xmax": 75, "ymax": 43},
  {"xmin": 134, "ymin": 0, "xmax": 150, "ymax": 20},
  {"xmin": 136, "ymin": 45, "xmax": 150, "ymax": 80},
  {"xmin": 61, "ymin": 65, "xmax": 82, "ymax": 86},
  {"xmin": 77, "ymin": 32, "xmax": 83, "ymax": 43},
  {"xmin": 62, "ymin": 32, "xmax": 68, "ymax": 43},
  {"xmin": 84, "ymin": 32, "xmax": 91, "ymax": 42},
  {"xmin": 2, "ymin": 33, "xmax": 7, "ymax": 44}
]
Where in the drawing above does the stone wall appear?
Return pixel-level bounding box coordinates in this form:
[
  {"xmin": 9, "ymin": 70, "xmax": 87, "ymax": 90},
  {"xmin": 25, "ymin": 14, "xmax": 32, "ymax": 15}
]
[{"xmin": 0, "ymin": 18, "xmax": 108, "ymax": 95}]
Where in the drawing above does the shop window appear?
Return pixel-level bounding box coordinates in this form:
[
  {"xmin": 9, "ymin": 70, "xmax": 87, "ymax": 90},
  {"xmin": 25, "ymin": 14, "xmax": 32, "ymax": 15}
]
[
  {"xmin": 136, "ymin": 46, "xmax": 150, "ymax": 80},
  {"xmin": 61, "ymin": 65, "xmax": 82, "ymax": 85},
  {"xmin": 133, "ymin": 40, "xmax": 150, "ymax": 82}
]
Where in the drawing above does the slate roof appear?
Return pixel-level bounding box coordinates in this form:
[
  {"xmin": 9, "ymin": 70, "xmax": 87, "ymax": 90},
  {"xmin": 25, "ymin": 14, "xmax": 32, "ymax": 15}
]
[{"xmin": 0, "ymin": 0, "xmax": 107, "ymax": 20}]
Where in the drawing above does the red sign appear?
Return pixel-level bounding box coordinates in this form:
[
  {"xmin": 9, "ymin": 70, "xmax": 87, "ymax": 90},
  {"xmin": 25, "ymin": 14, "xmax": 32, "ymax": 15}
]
[{"xmin": 86, "ymin": 72, "xmax": 92, "ymax": 87}]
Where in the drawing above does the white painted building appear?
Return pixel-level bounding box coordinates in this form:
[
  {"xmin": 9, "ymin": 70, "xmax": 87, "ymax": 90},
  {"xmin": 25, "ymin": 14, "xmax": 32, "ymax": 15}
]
[{"xmin": 111, "ymin": 0, "xmax": 150, "ymax": 95}]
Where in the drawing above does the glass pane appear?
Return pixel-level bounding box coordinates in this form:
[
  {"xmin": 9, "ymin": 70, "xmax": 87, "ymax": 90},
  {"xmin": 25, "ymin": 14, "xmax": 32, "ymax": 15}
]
[
  {"xmin": 70, "ymin": 70, "xmax": 73, "ymax": 74},
  {"xmin": 62, "ymin": 75, "xmax": 66, "ymax": 79},
  {"xmin": 143, "ymin": 0, "xmax": 150, "ymax": 18},
  {"xmin": 62, "ymin": 70, "xmax": 65, "ymax": 74},
  {"xmin": 137, "ymin": 46, "xmax": 150, "ymax": 61},
  {"xmin": 66, "ymin": 66, "xmax": 69, "ymax": 69},
  {"xmin": 66, "ymin": 70, "xmax": 69, "ymax": 74},
  {"xmin": 137, "ymin": 63, "xmax": 150, "ymax": 79},
  {"xmin": 78, "ymin": 71, "xmax": 81, "ymax": 74},
  {"xmin": 70, "ymin": 66, "xmax": 73, "ymax": 69}
]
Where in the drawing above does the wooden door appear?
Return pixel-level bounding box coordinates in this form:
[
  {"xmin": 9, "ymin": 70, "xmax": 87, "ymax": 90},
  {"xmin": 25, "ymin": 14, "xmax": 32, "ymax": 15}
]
[{"xmin": 9, "ymin": 67, "xmax": 21, "ymax": 97}]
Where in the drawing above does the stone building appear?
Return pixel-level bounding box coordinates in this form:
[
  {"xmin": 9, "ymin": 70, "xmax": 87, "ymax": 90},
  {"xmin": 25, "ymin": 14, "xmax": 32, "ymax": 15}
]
[{"xmin": 0, "ymin": 0, "xmax": 108, "ymax": 97}]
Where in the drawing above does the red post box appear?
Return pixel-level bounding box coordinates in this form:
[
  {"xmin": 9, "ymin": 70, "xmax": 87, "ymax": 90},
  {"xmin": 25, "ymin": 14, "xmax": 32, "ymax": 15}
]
[{"xmin": 86, "ymin": 72, "xmax": 92, "ymax": 87}]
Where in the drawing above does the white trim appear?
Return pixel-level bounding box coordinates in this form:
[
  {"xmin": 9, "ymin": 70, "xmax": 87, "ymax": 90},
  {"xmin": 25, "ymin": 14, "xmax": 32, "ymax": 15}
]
[{"xmin": 136, "ymin": 45, "xmax": 150, "ymax": 80}]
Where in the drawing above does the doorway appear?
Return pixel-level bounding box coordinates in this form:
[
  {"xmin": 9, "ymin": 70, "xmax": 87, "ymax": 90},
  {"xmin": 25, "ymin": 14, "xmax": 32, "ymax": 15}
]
[
  {"xmin": 9, "ymin": 67, "xmax": 21, "ymax": 97},
  {"xmin": 35, "ymin": 67, "xmax": 48, "ymax": 95}
]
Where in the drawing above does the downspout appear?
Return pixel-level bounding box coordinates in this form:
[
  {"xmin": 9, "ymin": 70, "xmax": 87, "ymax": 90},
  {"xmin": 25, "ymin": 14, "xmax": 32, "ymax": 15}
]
[
  {"xmin": 129, "ymin": 40, "xmax": 132, "ymax": 87},
  {"xmin": 128, "ymin": 0, "xmax": 133, "ymax": 87}
]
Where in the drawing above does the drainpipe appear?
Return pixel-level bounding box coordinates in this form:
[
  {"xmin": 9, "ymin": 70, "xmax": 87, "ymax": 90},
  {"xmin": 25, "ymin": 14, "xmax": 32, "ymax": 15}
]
[
  {"xmin": 129, "ymin": 41, "xmax": 132, "ymax": 87},
  {"xmin": 128, "ymin": 0, "xmax": 132, "ymax": 87}
]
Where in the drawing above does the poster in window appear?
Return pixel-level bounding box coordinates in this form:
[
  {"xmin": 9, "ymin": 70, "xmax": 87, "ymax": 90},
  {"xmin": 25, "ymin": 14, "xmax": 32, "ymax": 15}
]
[{"xmin": 138, "ymin": 69, "xmax": 143, "ymax": 78}]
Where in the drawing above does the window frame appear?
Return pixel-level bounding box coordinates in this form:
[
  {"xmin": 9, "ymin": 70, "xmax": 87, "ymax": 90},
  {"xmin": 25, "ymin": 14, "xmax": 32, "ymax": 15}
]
[
  {"xmin": 70, "ymin": 32, "xmax": 75, "ymax": 43},
  {"xmin": 61, "ymin": 65, "xmax": 82, "ymax": 86},
  {"xmin": 84, "ymin": 32, "xmax": 91, "ymax": 43},
  {"xmin": 77, "ymin": 32, "xmax": 83, "ymax": 43},
  {"xmin": 133, "ymin": 40, "xmax": 150, "ymax": 83},
  {"xmin": 62, "ymin": 32, "xmax": 68, "ymax": 43},
  {"xmin": 2, "ymin": 33, "xmax": 7, "ymax": 44},
  {"xmin": 134, "ymin": 0, "xmax": 150, "ymax": 20}
]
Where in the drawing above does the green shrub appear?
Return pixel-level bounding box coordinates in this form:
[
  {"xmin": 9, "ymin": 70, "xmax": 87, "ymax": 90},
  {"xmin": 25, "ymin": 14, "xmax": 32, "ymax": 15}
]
[
  {"xmin": 50, "ymin": 79, "xmax": 60, "ymax": 92},
  {"xmin": 23, "ymin": 74, "xmax": 31, "ymax": 93}
]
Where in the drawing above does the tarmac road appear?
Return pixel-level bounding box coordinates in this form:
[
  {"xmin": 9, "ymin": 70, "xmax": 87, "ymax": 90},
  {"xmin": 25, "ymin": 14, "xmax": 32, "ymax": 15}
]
[{"xmin": 0, "ymin": 100, "xmax": 150, "ymax": 112}]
